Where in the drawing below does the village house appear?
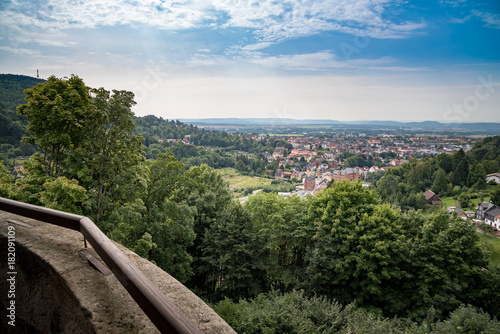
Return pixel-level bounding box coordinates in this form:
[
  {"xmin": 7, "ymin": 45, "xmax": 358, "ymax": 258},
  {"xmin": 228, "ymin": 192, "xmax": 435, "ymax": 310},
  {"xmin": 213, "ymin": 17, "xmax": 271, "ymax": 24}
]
[
  {"xmin": 476, "ymin": 202, "xmax": 500, "ymax": 229},
  {"xmin": 424, "ymin": 190, "xmax": 442, "ymax": 205}
]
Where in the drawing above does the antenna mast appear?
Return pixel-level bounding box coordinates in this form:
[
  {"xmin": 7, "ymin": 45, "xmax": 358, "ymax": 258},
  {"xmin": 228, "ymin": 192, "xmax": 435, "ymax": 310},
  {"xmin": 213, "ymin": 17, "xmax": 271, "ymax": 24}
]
[{"xmin": 37, "ymin": 70, "xmax": 39, "ymax": 79}]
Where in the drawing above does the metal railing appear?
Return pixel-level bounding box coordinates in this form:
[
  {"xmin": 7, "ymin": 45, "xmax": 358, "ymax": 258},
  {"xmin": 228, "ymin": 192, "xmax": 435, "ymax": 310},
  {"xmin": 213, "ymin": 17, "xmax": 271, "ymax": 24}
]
[{"xmin": 0, "ymin": 197, "xmax": 203, "ymax": 334}]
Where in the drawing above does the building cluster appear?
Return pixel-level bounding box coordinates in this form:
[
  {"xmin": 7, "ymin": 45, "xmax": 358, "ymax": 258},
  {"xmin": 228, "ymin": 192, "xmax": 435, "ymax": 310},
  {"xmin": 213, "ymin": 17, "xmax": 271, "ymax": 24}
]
[{"xmin": 265, "ymin": 133, "xmax": 477, "ymax": 196}]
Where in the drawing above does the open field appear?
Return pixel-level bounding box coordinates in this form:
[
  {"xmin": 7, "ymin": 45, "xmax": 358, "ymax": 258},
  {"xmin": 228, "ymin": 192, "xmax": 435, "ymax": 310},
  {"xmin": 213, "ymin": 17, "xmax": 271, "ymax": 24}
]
[
  {"xmin": 441, "ymin": 197, "xmax": 456, "ymax": 207},
  {"xmin": 477, "ymin": 233, "xmax": 500, "ymax": 265},
  {"xmin": 217, "ymin": 168, "xmax": 272, "ymax": 196}
]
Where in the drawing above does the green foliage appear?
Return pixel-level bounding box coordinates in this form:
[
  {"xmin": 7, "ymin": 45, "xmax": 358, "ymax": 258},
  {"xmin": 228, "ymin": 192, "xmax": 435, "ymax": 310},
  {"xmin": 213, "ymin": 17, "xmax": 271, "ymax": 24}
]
[
  {"xmin": 39, "ymin": 176, "xmax": 87, "ymax": 214},
  {"xmin": 262, "ymin": 180, "xmax": 296, "ymax": 193},
  {"xmin": 213, "ymin": 291, "xmax": 352, "ymax": 334},
  {"xmin": 214, "ymin": 291, "xmax": 500, "ymax": 334},
  {"xmin": 431, "ymin": 168, "xmax": 449, "ymax": 195},
  {"xmin": 376, "ymin": 173, "xmax": 400, "ymax": 203},
  {"xmin": 403, "ymin": 211, "xmax": 490, "ymax": 319},
  {"xmin": 431, "ymin": 304, "xmax": 500, "ymax": 334},
  {"xmin": 468, "ymin": 163, "xmax": 487, "ymax": 189},
  {"xmin": 201, "ymin": 202, "xmax": 267, "ymax": 300},
  {"xmin": 172, "ymin": 164, "xmax": 232, "ymax": 289},
  {"xmin": 133, "ymin": 232, "xmax": 157, "ymax": 259},
  {"xmin": 17, "ymin": 75, "xmax": 92, "ymax": 177},
  {"xmin": 147, "ymin": 201, "xmax": 196, "ymax": 283},
  {"xmin": 246, "ymin": 192, "xmax": 313, "ymax": 291},
  {"xmin": 491, "ymin": 189, "xmax": 500, "ymax": 207},
  {"xmin": 0, "ymin": 160, "xmax": 14, "ymax": 197},
  {"xmin": 0, "ymin": 74, "xmax": 45, "ymax": 110}
]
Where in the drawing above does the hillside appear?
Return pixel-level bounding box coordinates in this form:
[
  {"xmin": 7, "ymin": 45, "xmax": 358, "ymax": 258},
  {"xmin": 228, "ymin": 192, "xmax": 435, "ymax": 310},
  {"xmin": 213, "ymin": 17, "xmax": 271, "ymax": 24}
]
[
  {"xmin": 0, "ymin": 74, "xmax": 44, "ymax": 165},
  {"xmin": 0, "ymin": 74, "xmax": 45, "ymax": 110}
]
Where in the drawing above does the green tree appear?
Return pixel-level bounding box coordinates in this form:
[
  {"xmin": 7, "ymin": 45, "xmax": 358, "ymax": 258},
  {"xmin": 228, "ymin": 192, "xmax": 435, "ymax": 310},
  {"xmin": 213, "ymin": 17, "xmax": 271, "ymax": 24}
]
[
  {"xmin": 376, "ymin": 173, "xmax": 400, "ymax": 203},
  {"xmin": 435, "ymin": 153, "xmax": 453, "ymax": 174},
  {"xmin": 171, "ymin": 164, "xmax": 232, "ymax": 290},
  {"xmin": 431, "ymin": 168, "xmax": 449, "ymax": 195},
  {"xmin": 200, "ymin": 202, "xmax": 267, "ymax": 301},
  {"xmin": 306, "ymin": 182, "xmax": 406, "ymax": 308},
  {"xmin": 143, "ymin": 152, "xmax": 184, "ymax": 210},
  {"xmin": 147, "ymin": 200, "xmax": 196, "ymax": 283},
  {"xmin": 246, "ymin": 192, "xmax": 313, "ymax": 291},
  {"xmin": 0, "ymin": 160, "xmax": 14, "ymax": 197},
  {"xmin": 17, "ymin": 75, "xmax": 92, "ymax": 177},
  {"xmin": 467, "ymin": 163, "xmax": 487, "ymax": 189},
  {"xmin": 453, "ymin": 149, "xmax": 469, "ymax": 186},
  {"xmin": 71, "ymin": 87, "xmax": 144, "ymax": 224},
  {"xmin": 404, "ymin": 210, "xmax": 489, "ymax": 319}
]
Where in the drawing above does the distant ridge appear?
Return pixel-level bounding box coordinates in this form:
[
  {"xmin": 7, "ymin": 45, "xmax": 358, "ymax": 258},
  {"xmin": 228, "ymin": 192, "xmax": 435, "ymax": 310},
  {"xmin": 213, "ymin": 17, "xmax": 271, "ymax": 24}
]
[
  {"xmin": 178, "ymin": 118, "xmax": 500, "ymax": 131},
  {"xmin": 177, "ymin": 118, "xmax": 342, "ymax": 126}
]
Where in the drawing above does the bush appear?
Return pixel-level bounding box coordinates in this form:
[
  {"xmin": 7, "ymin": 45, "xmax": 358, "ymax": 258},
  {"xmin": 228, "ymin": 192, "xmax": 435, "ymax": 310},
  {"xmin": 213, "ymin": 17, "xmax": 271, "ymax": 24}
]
[
  {"xmin": 431, "ymin": 305, "xmax": 500, "ymax": 334},
  {"xmin": 214, "ymin": 291, "xmax": 352, "ymax": 334}
]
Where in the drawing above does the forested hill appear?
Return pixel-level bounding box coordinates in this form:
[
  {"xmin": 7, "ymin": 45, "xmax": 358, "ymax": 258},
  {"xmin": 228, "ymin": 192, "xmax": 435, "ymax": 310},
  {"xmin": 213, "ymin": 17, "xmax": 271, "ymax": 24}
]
[
  {"xmin": 0, "ymin": 74, "xmax": 45, "ymax": 110},
  {"xmin": 0, "ymin": 74, "xmax": 45, "ymax": 161}
]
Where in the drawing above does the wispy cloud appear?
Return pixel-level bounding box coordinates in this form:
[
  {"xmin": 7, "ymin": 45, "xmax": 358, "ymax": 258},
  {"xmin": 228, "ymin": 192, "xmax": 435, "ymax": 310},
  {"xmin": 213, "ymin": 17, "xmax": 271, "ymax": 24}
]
[
  {"xmin": 439, "ymin": 0, "xmax": 466, "ymax": 8},
  {"xmin": 214, "ymin": 0, "xmax": 426, "ymax": 50},
  {"xmin": 1, "ymin": 0, "xmax": 426, "ymax": 53},
  {"xmin": 0, "ymin": 45, "xmax": 40, "ymax": 56},
  {"xmin": 0, "ymin": 0, "xmax": 212, "ymax": 31},
  {"xmin": 472, "ymin": 10, "xmax": 500, "ymax": 29}
]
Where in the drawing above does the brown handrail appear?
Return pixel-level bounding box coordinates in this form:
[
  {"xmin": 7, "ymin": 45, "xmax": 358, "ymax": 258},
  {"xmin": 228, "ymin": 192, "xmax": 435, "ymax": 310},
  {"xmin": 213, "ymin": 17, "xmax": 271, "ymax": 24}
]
[{"xmin": 0, "ymin": 197, "xmax": 204, "ymax": 334}]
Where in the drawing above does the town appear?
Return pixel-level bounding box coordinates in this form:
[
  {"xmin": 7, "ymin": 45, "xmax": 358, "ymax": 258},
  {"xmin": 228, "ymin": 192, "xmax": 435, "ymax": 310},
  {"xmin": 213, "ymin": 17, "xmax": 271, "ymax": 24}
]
[{"xmin": 244, "ymin": 131, "xmax": 481, "ymax": 196}]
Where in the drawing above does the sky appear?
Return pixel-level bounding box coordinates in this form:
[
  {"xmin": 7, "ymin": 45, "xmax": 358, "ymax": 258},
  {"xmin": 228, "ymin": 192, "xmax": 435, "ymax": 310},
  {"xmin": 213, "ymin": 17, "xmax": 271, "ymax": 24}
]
[{"xmin": 1, "ymin": 0, "xmax": 499, "ymax": 122}]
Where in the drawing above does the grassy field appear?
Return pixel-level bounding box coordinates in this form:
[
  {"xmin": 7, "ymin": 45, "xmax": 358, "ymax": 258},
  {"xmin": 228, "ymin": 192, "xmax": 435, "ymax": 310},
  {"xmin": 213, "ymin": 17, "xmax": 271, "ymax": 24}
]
[
  {"xmin": 441, "ymin": 196, "xmax": 456, "ymax": 207},
  {"xmin": 217, "ymin": 168, "xmax": 272, "ymax": 196},
  {"xmin": 477, "ymin": 233, "xmax": 500, "ymax": 265}
]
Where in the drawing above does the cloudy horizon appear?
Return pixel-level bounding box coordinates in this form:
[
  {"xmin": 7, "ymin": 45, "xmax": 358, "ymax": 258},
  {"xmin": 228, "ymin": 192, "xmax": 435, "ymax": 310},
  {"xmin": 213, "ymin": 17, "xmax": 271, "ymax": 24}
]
[{"xmin": 1, "ymin": 0, "xmax": 499, "ymax": 122}]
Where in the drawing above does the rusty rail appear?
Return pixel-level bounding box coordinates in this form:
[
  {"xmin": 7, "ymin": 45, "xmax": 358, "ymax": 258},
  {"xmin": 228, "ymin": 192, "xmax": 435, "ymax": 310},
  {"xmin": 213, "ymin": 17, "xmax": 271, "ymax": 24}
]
[{"xmin": 0, "ymin": 197, "xmax": 203, "ymax": 334}]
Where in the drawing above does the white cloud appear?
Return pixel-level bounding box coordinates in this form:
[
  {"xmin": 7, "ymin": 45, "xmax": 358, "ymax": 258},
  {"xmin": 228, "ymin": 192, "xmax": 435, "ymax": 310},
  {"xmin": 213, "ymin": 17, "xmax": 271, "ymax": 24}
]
[
  {"xmin": 472, "ymin": 10, "xmax": 500, "ymax": 30},
  {"xmin": 1, "ymin": 0, "xmax": 426, "ymax": 52},
  {"xmin": 0, "ymin": 0, "xmax": 212, "ymax": 31},
  {"xmin": 439, "ymin": 0, "xmax": 466, "ymax": 8},
  {"xmin": 0, "ymin": 45, "xmax": 40, "ymax": 56},
  {"xmin": 213, "ymin": 0, "xmax": 426, "ymax": 47}
]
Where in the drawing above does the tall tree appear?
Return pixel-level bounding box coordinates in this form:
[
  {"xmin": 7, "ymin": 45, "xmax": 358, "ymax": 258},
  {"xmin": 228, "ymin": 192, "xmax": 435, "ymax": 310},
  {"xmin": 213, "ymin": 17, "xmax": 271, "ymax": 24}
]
[
  {"xmin": 200, "ymin": 202, "xmax": 267, "ymax": 301},
  {"xmin": 431, "ymin": 168, "xmax": 449, "ymax": 195},
  {"xmin": 17, "ymin": 75, "xmax": 92, "ymax": 177},
  {"xmin": 246, "ymin": 192, "xmax": 313, "ymax": 291},
  {"xmin": 405, "ymin": 211, "xmax": 490, "ymax": 319},
  {"xmin": 171, "ymin": 164, "xmax": 232, "ymax": 290},
  {"xmin": 70, "ymin": 87, "xmax": 144, "ymax": 224},
  {"xmin": 453, "ymin": 149, "xmax": 469, "ymax": 186}
]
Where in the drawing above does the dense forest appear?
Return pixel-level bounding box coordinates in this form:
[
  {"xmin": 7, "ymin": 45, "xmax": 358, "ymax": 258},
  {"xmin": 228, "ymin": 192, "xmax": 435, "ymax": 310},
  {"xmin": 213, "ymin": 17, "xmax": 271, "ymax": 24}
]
[
  {"xmin": 2, "ymin": 74, "xmax": 500, "ymax": 333},
  {"xmin": 0, "ymin": 74, "xmax": 43, "ymax": 164}
]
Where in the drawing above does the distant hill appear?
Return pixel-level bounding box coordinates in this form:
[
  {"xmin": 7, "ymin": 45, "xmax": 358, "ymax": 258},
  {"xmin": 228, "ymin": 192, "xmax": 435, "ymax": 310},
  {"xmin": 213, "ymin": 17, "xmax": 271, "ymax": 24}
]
[
  {"xmin": 0, "ymin": 74, "xmax": 45, "ymax": 110},
  {"xmin": 179, "ymin": 118, "xmax": 500, "ymax": 132},
  {"xmin": 177, "ymin": 118, "xmax": 342, "ymax": 126}
]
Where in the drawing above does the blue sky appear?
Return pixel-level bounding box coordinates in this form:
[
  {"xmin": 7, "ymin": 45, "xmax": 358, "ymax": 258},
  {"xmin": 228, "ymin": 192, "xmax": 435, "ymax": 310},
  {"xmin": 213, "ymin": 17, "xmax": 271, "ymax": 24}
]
[{"xmin": 1, "ymin": 0, "xmax": 499, "ymax": 122}]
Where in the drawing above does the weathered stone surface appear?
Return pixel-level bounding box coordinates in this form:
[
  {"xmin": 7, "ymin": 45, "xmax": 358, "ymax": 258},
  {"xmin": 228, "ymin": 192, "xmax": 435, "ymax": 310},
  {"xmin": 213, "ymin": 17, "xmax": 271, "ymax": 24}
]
[{"xmin": 0, "ymin": 210, "xmax": 236, "ymax": 333}]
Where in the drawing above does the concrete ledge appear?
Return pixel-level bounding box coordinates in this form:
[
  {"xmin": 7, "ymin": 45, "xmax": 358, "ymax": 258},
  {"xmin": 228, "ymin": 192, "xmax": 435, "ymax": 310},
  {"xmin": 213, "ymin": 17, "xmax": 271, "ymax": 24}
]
[{"xmin": 0, "ymin": 210, "xmax": 236, "ymax": 334}]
